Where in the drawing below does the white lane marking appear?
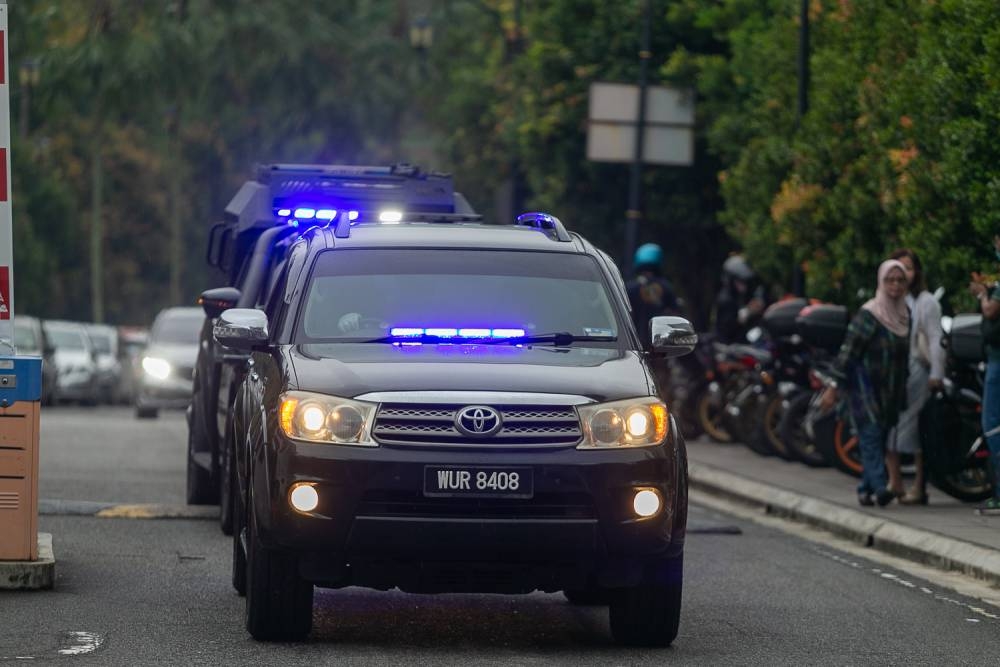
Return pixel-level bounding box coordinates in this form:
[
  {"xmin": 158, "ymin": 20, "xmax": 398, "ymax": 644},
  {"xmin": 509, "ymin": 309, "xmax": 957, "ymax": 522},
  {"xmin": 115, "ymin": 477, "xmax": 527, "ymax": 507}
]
[
  {"xmin": 57, "ymin": 631, "xmax": 104, "ymax": 656},
  {"xmin": 692, "ymin": 490, "xmax": 1000, "ymax": 620},
  {"xmin": 813, "ymin": 547, "xmax": 1000, "ymax": 621}
]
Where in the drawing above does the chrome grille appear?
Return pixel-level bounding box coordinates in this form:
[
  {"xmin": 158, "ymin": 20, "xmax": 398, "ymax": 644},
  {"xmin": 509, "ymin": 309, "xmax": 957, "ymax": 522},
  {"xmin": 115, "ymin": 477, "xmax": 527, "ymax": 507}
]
[{"xmin": 373, "ymin": 403, "xmax": 582, "ymax": 448}]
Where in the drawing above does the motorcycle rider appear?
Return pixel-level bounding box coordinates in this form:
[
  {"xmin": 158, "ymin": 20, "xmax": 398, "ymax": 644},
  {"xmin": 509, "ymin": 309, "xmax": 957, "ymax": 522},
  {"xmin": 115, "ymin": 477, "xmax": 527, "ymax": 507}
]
[
  {"xmin": 714, "ymin": 254, "xmax": 767, "ymax": 344},
  {"xmin": 626, "ymin": 243, "xmax": 681, "ymax": 349}
]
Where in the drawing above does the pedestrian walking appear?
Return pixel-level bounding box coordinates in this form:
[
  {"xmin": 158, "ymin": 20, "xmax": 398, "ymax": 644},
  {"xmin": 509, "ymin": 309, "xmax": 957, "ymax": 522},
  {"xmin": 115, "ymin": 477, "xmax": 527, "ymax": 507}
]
[
  {"xmin": 885, "ymin": 249, "xmax": 945, "ymax": 505},
  {"xmin": 968, "ymin": 234, "xmax": 1000, "ymax": 513},
  {"xmin": 821, "ymin": 259, "xmax": 910, "ymax": 507}
]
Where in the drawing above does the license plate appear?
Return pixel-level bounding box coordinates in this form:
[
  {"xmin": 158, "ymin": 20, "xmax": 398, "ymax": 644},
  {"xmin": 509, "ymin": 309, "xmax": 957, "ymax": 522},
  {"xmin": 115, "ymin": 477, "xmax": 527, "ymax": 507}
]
[{"xmin": 424, "ymin": 466, "xmax": 534, "ymax": 499}]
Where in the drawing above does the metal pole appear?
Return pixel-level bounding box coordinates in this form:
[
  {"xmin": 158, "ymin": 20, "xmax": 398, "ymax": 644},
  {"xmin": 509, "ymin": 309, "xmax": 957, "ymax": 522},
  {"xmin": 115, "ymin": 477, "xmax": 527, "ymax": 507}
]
[
  {"xmin": 0, "ymin": 1, "xmax": 15, "ymax": 353},
  {"xmin": 624, "ymin": 0, "xmax": 651, "ymax": 278},
  {"xmin": 792, "ymin": 0, "xmax": 809, "ymax": 297}
]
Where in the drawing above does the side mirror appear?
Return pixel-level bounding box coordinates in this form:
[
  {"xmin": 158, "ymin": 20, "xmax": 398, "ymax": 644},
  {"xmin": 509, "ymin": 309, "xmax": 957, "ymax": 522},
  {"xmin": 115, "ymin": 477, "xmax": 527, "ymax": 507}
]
[
  {"xmin": 200, "ymin": 286, "xmax": 242, "ymax": 319},
  {"xmin": 214, "ymin": 308, "xmax": 268, "ymax": 351},
  {"xmin": 650, "ymin": 316, "xmax": 697, "ymax": 358}
]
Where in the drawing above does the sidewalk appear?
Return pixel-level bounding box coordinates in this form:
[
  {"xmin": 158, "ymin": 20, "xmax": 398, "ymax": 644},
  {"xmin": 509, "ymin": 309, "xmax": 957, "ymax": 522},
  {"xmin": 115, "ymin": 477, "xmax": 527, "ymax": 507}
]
[{"xmin": 687, "ymin": 438, "xmax": 1000, "ymax": 588}]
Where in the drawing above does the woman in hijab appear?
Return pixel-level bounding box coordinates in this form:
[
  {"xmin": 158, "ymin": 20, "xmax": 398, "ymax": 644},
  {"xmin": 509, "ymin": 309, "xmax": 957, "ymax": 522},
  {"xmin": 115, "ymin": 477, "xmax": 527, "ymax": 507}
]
[
  {"xmin": 821, "ymin": 259, "xmax": 911, "ymax": 506},
  {"xmin": 885, "ymin": 249, "xmax": 945, "ymax": 504}
]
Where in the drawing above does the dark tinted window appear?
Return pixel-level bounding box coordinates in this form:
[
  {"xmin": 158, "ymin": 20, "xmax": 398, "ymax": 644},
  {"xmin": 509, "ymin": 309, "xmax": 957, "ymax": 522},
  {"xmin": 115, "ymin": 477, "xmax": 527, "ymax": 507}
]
[{"xmin": 298, "ymin": 250, "xmax": 619, "ymax": 342}]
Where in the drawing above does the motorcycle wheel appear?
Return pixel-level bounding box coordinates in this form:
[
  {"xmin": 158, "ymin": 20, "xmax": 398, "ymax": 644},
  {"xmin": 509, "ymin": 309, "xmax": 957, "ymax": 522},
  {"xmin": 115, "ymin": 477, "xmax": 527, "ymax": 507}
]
[
  {"xmin": 778, "ymin": 390, "xmax": 829, "ymax": 467},
  {"xmin": 759, "ymin": 393, "xmax": 793, "ymax": 459},
  {"xmin": 697, "ymin": 388, "xmax": 732, "ymax": 443},
  {"xmin": 929, "ymin": 459, "xmax": 994, "ymax": 502},
  {"xmin": 732, "ymin": 385, "xmax": 771, "ymax": 456},
  {"xmin": 832, "ymin": 419, "xmax": 863, "ymax": 478}
]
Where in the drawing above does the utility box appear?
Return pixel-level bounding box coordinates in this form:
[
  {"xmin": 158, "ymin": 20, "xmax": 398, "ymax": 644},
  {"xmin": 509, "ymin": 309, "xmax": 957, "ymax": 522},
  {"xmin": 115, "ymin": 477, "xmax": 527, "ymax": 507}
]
[{"xmin": 0, "ymin": 356, "xmax": 42, "ymax": 561}]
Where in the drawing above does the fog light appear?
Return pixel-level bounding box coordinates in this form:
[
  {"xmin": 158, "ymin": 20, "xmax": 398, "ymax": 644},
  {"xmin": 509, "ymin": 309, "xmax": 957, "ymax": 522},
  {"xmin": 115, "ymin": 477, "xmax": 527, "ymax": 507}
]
[
  {"xmin": 289, "ymin": 483, "xmax": 319, "ymax": 513},
  {"xmin": 633, "ymin": 489, "xmax": 661, "ymax": 518}
]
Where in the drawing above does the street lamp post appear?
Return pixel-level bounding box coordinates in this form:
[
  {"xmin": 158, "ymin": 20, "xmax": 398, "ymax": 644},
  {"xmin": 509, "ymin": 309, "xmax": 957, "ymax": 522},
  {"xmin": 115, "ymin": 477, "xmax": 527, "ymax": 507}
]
[{"xmin": 624, "ymin": 0, "xmax": 652, "ymax": 278}]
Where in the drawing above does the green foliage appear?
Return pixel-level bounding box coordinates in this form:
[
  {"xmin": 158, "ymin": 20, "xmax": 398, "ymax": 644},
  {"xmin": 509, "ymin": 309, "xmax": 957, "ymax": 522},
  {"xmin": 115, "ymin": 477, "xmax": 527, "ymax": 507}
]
[
  {"xmin": 8, "ymin": 0, "xmax": 1000, "ymax": 328},
  {"xmin": 678, "ymin": 0, "xmax": 1000, "ymax": 311}
]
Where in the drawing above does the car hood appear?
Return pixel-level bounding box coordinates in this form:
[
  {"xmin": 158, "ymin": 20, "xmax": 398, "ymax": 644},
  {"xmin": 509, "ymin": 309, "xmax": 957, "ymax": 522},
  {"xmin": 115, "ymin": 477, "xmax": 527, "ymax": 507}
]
[
  {"xmin": 288, "ymin": 343, "xmax": 654, "ymax": 403},
  {"xmin": 143, "ymin": 343, "xmax": 198, "ymax": 366}
]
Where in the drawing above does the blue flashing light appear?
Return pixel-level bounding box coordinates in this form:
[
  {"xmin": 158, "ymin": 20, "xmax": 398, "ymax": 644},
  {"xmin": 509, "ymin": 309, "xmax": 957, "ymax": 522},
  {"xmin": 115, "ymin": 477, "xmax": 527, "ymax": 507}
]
[
  {"xmin": 348, "ymin": 211, "xmax": 360, "ymax": 221},
  {"xmin": 387, "ymin": 327, "xmax": 526, "ymax": 340},
  {"xmin": 295, "ymin": 208, "xmax": 316, "ymax": 220},
  {"xmin": 390, "ymin": 327, "xmax": 424, "ymax": 337},
  {"xmin": 458, "ymin": 328, "xmax": 491, "ymax": 338},
  {"xmin": 425, "ymin": 328, "xmax": 458, "ymax": 337},
  {"xmin": 316, "ymin": 209, "xmax": 337, "ymax": 221},
  {"xmin": 491, "ymin": 328, "xmax": 526, "ymax": 338},
  {"xmin": 277, "ymin": 208, "xmax": 292, "ymax": 217}
]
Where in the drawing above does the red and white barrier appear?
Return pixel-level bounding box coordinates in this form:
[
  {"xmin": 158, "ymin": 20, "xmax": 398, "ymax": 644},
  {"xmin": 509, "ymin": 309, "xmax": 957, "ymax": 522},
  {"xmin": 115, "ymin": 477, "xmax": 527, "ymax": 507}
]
[{"xmin": 0, "ymin": 1, "xmax": 13, "ymax": 352}]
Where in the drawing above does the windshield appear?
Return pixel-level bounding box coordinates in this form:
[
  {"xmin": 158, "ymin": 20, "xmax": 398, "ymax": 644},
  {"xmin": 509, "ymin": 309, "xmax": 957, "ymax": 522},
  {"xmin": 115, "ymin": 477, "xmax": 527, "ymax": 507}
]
[
  {"xmin": 297, "ymin": 249, "xmax": 620, "ymax": 343},
  {"xmin": 47, "ymin": 328, "xmax": 86, "ymax": 350},
  {"xmin": 152, "ymin": 312, "xmax": 203, "ymax": 345},
  {"xmin": 89, "ymin": 331, "xmax": 113, "ymax": 354},
  {"xmin": 13, "ymin": 323, "xmax": 39, "ymax": 351}
]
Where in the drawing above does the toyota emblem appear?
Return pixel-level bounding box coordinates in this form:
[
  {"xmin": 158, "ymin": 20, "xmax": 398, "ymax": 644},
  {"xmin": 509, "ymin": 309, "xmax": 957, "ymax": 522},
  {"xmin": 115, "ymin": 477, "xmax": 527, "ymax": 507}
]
[{"xmin": 455, "ymin": 405, "xmax": 502, "ymax": 437}]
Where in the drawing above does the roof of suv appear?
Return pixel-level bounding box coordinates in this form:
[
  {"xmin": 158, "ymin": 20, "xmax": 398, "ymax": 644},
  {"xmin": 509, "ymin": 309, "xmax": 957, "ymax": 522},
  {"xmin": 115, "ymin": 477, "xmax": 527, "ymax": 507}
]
[{"xmin": 325, "ymin": 222, "xmax": 587, "ymax": 253}]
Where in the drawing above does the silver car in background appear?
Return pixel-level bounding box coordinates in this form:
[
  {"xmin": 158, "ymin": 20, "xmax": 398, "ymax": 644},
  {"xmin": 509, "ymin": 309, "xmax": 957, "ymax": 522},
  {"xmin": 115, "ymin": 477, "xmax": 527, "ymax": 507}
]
[
  {"xmin": 135, "ymin": 307, "xmax": 204, "ymax": 419},
  {"xmin": 86, "ymin": 323, "xmax": 123, "ymax": 404},
  {"xmin": 42, "ymin": 319, "xmax": 99, "ymax": 405}
]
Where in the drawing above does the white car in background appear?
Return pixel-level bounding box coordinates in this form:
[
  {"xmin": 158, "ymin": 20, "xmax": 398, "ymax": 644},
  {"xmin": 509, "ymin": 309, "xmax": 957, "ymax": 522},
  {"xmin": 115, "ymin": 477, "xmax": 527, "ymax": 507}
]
[{"xmin": 42, "ymin": 320, "xmax": 99, "ymax": 405}]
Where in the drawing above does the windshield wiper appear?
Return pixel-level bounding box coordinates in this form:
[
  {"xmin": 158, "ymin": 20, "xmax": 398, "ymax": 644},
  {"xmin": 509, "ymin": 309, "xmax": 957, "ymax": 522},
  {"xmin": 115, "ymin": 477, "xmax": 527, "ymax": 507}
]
[{"xmin": 358, "ymin": 331, "xmax": 617, "ymax": 346}]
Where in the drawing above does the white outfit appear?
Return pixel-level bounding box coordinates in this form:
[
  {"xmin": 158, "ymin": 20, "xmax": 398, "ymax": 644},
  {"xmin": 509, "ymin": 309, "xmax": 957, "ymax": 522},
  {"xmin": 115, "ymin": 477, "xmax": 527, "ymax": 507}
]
[{"xmin": 887, "ymin": 291, "xmax": 945, "ymax": 454}]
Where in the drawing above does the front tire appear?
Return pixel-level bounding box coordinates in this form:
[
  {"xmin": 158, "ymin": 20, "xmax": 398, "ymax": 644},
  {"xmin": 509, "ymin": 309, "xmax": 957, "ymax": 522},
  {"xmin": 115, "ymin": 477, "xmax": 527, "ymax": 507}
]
[
  {"xmin": 245, "ymin": 497, "xmax": 313, "ymax": 641},
  {"xmin": 609, "ymin": 554, "xmax": 683, "ymax": 647}
]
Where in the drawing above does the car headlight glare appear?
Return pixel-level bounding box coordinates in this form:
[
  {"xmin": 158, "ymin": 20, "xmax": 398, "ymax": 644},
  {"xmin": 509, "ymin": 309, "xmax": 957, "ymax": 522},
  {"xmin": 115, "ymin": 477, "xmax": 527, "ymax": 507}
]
[
  {"xmin": 279, "ymin": 391, "xmax": 377, "ymax": 446},
  {"xmin": 142, "ymin": 357, "xmax": 171, "ymax": 380},
  {"xmin": 577, "ymin": 398, "xmax": 668, "ymax": 449},
  {"xmin": 299, "ymin": 404, "xmax": 327, "ymax": 433}
]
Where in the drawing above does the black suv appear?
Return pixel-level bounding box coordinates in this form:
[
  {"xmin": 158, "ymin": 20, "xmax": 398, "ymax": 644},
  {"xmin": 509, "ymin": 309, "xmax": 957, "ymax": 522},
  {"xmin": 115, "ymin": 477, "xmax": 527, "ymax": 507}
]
[
  {"xmin": 187, "ymin": 164, "xmax": 474, "ymax": 534},
  {"xmin": 215, "ymin": 210, "xmax": 696, "ymax": 646}
]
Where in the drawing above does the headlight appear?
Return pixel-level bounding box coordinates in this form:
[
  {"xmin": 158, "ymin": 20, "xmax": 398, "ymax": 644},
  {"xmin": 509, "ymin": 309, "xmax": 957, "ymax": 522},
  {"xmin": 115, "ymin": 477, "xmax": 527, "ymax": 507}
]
[
  {"xmin": 142, "ymin": 357, "xmax": 171, "ymax": 380},
  {"xmin": 577, "ymin": 397, "xmax": 668, "ymax": 449},
  {"xmin": 279, "ymin": 391, "xmax": 378, "ymax": 446}
]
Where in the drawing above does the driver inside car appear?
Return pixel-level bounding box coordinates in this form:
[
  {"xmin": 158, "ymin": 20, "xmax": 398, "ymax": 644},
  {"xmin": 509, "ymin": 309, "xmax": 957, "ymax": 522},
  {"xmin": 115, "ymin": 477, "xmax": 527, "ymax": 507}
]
[{"xmin": 336, "ymin": 312, "xmax": 388, "ymax": 334}]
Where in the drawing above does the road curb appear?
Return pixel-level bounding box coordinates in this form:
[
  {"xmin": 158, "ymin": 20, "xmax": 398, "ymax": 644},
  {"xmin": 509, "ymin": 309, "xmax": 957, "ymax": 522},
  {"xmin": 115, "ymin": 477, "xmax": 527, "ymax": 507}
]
[
  {"xmin": 689, "ymin": 461, "xmax": 1000, "ymax": 589},
  {"xmin": 0, "ymin": 533, "xmax": 55, "ymax": 590}
]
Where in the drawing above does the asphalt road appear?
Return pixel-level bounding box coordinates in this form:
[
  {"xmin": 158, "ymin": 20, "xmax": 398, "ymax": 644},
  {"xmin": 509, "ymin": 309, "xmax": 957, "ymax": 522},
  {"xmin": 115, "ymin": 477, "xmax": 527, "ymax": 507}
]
[{"xmin": 2, "ymin": 406, "xmax": 999, "ymax": 664}]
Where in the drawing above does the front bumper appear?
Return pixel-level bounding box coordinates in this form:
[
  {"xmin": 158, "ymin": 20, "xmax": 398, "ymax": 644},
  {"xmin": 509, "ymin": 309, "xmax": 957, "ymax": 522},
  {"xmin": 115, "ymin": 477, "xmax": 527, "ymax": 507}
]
[
  {"xmin": 137, "ymin": 375, "xmax": 192, "ymax": 409},
  {"xmin": 254, "ymin": 425, "xmax": 687, "ymax": 593}
]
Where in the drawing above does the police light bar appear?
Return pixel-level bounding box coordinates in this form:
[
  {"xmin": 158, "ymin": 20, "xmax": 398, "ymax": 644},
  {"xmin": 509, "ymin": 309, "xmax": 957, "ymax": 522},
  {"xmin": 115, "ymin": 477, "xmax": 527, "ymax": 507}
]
[{"xmin": 389, "ymin": 327, "xmax": 526, "ymax": 339}]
